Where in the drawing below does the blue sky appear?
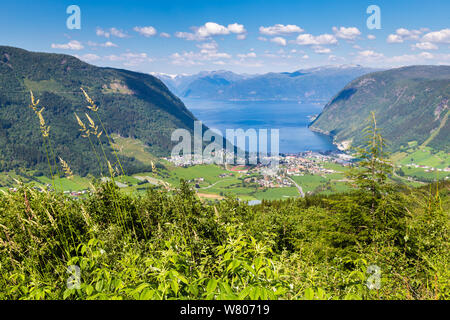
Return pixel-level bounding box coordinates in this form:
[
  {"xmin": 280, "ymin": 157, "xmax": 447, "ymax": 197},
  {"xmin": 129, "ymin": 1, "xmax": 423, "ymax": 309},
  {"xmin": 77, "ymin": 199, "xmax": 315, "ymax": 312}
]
[{"xmin": 1, "ymin": 0, "xmax": 449, "ymax": 74}]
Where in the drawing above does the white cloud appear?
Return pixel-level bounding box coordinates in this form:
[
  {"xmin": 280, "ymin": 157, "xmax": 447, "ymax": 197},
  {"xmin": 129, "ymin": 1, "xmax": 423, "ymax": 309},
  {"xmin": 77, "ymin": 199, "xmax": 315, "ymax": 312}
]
[
  {"xmin": 295, "ymin": 33, "xmax": 338, "ymax": 45},
  {"xmin": 313, "ymin": 46, "xmax": 331, "ymax": 54},
  {"xmin": 237, "ymin": 52, "xmax": 257, "ymax": 58},
  {"xmin": 174, "ymin": 32, "xmax": 200, "ymax": 41},
  {"xmin": 328, "ymin": 55, "xmax": 337, "ymax": 61},
  {"xmin": 105, "ymin": 52, "xmax": 152, "ymax": 66},
  {"xmin": 76, "ymin": 53, "xmax": 101, "ymax": 62},
  {"xmin": 197, "ymin": 41, "xmax": 218, "ymax": 51},
  {"xmin": 175, "ymin": 22, "xmax": 246, "ymax": 41},
  {"xmin": 356, "ymin": 50, "xmax": 385, "ymax": 62},
  {"xmin": 51, "ymin": 40, "xmax": 84, "ymax": 50},
  {"xmin": 387, "ymin": 28, "xmax": 428, "ymax": 43},
  {"xmin": 396, "ymin": 28, "xmax": 423, "ymax": 40},
  {"xmin": 387, "ymin": 34, "xmax": 403, "ymax": 43},
  {"xmin": 236, "ymin": 34, "xmax": 247, "ymax": 40},
  {"xmin": 387, "ymin": 52, "xmax": 435, "ymax": 64},
  {"xmin": 412, "ymin": 42, "xmax": 438, "ymax": 50},
  {"xmin": 96, "ymin": 28, "xmax": 109, "ymax": 38},
  {"xmin": 87, "ymin": 41, "xmax": 118, "ymax": 48},
  {"xmin": 197, "ymin": 22, "xmax": 230, "ymax": 37},
  {"xmin": 171, "ymin": 41, "xmax": 232, "ymax": 66},
  {"xmin": 228, "ymin": 23, "xmax": 246, "ymax": 34},
  {"xmin": 160, "ymin": 32, "xmax": 171, "ymax": 38},
  {"xmin": 367, "ymin": 35, "xmax": 376, "ymax": 40},
  {"xmin": 419, "ymin": 52, "xmax": 434, "ymax": 59},
  {"xmin": 270, "ymin": 37, "xmax": 287, "ymax": 46},
  {"xmin": 257, "ymin": 36, "xmax": 268, "ymax": 42},
  {"xmin": 422, "ymin": 28, "xmax": 450, "ymax": 43},
  {"xmin": 259, "ymin": 24, "xmax": 304, "ymax": 36},
  {"xmin": 332, "ymin": 26, "xmax": 361, "ymax": 40},
  {"xmin": 134, "ymin": 26, "xmax": 157, "ymax": 37},
  {"xmin": 96, "ymin": 27, "xmax": 128, "ymax": 38}
]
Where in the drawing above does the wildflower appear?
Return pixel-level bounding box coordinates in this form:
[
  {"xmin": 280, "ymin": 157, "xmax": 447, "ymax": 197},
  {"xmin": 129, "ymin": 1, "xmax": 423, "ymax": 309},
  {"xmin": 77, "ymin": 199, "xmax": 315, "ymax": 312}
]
[
  {"xmin": 80, "ymin": 87, "xmax": 98, "ymax": 112},
  {"xmin": 59, "ymin": 157, "xmax": 74, "ymax": 179},
  {"xmin": 74, "ymin": 113, "xmax": 90, "ymax": 138}
]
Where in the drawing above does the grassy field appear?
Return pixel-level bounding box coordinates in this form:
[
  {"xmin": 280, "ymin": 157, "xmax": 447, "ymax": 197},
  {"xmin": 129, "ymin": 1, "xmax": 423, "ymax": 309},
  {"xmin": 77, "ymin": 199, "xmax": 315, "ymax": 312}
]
[
  {"xmin": 111, "ymin": 134, "xmax": 158, "ymax": 166},
  {"xmin": 392, "ymin": 146, "xmax": 450, "ymax": 169}
]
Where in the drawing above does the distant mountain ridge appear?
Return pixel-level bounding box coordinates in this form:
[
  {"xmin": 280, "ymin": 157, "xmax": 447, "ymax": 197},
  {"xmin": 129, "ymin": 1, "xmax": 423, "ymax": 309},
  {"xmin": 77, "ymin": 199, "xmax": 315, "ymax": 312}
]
[
  {"xmin": 310, "ymin": 65, "xmax": 450, "ymax": 153},
  {"xmin": 153, "ymin": 65, "xmax": 380, "ymax": 103},
  {"xmin": 0, "ymin": 46, "xmax": 198, "ymax": 176}
]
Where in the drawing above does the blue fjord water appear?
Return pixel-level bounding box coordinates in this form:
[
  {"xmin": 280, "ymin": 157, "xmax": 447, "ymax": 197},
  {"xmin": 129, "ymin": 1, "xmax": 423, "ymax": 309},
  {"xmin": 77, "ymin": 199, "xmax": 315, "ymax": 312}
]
[{"xmin": 183, "ymin": 98, "xmax": 337, "ymax": 154}]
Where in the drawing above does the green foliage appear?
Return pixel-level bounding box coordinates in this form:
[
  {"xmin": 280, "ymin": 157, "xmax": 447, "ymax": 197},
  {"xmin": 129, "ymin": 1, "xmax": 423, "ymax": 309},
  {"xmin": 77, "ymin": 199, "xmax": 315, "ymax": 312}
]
[{"xmin": 0, "ymin": 177, "xmax": 448, "ymax": 300}]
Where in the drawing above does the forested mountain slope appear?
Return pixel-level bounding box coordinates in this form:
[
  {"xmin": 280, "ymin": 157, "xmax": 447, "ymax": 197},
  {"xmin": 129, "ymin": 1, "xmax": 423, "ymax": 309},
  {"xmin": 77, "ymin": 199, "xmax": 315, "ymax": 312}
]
[
  {"xmin": 0, "ymin": 46, "xmax": 197, "ymax": 175},
  {"xmin": 310, "ymin": 65, "xmax": 450, "ymax": 152}
]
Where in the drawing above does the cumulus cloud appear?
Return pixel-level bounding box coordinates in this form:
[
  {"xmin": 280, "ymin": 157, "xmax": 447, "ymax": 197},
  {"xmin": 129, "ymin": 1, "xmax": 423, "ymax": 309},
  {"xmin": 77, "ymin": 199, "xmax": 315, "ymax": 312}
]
[
  {"xmin": 134, "ymin": 26, "xmax": 157, "ymax": 37},
  {"xmin": 96, "ymin": 27, "xmax": 128, "ymax": 38},
  {"xmin": 197, "ymin": 41, "xmax": 218, "ymax": 51},
  {"xmin": 160, "ymin": 32, "xmax": 171, "ymax": 38},
  {"xmin": 412, "ymin": 42, "xmax": 439, "ymax": 50},
  {"xmin": 313, "ymin": 46, "xmax": 331, "ymax": 54},
  {"xmin": 356, "ymin": 50, "xmax": 385, "ymax": 62},
  {"xmin": 295, "ymin": 33, "xmax": 338, "ymax": 46},
  {"xmin": 228, "ymin": 23, "xmax": 246, "ymax": 34},
  {"xmin": 387, "ymin": 52, "xmax": 434, "ymax": 64},
  {"xmin": 332, "ymin": 26, "xmax": 361, "ymax": 40},
  {"xmin": 237, "ymin": 52, "xmax": 257, "ymax": 58},
  {"xmin": 174, "ymin": 32, "xmax": 200, "ymax": 41},
  {"xmin": 105, "ymin": 52, "xmax": 153, "ymax": 66},
  {"xmin": 387, "ymin": 28, "xmax": 428, "ymax": 43},
  {"xmin": 87, "ymin": 41, "xmax": 118, "ymax": 48},
  {"xmin": 422, "ymin": 28, "xmax": 450, "ymax": 43},
  {"xmin": 197, "ymin": 22, "xmax": 230, "ymax": 37},
  {"xmin": 171, "ymin": 40, "xmax": 232, "ymax": 66},
  {"xmin": 51, "ymin": 40, "xmax": 84, "ymax": 50},
  {"xmin": 387, "ymin": 34, "xmax": 404, "ymax": 43},
  {"xmin": 175, "ymin": 22, "xmax": 247, "ymax": 41},
  {"xmin": 76, "ymin": 53, "xmax": 101, "ymax": 62},
  {"xmin": 367, "ymin": 35, "xmax": 376, "ymax": 40},
  {"xmin": 259, "ymin": 24, "xmax": 304, "ymax": 35},
  {"xmin": 270, "ymin": 37, "xmax": 287, "ymax": 46}
]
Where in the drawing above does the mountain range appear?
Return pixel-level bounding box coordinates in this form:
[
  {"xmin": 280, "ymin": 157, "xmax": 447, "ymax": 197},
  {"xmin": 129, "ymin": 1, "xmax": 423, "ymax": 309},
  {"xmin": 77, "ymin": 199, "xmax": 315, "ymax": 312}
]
[
  {"xmin": 153, "ymin": 65, "xmax": 379, "ymax": 103},
  {"xmin": 0, "ymin": 45, "xmax": 448, "ymax": 179}
]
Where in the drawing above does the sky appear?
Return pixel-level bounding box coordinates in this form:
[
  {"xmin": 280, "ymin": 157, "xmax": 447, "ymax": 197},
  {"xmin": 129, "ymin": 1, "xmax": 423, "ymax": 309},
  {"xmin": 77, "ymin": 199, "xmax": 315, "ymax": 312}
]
[{"xmin": 1, "ymin": 0, "xmax": 449, "ymax": 75}]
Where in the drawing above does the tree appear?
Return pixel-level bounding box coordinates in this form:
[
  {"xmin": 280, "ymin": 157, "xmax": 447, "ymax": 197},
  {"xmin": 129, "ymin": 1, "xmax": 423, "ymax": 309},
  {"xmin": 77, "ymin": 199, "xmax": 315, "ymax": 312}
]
[{"xmin": 346, "ymin": 112, "xmax": 407, "ymax": 242}]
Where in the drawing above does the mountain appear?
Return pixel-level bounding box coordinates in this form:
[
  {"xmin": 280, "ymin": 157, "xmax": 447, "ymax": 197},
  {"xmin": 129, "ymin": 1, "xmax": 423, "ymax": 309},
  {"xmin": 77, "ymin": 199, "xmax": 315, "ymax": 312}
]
[
  {"xmin": 310, "ymin": 65, "xmax": 450, "ymax": 153},
  {"xmin": 0, "ymin": 46, "xmax": 198, "ymax": 176},
  {"xmin": 153, "ymin": 65, "xmax": 379, "ymax": 102}
]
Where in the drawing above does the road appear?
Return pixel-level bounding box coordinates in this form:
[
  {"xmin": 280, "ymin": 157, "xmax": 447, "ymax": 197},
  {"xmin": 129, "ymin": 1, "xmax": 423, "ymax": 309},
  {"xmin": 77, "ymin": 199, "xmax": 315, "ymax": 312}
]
[{"xmin": 287, "ymin": 177, "xmax": 305, "ymax": 198}]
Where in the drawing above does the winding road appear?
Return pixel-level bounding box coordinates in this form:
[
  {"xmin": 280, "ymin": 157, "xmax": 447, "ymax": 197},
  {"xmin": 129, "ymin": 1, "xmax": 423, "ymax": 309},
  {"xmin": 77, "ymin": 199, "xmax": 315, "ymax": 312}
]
[{"xmin": 287, "ymin": 177, "xmax": 305, "ymax": 198}]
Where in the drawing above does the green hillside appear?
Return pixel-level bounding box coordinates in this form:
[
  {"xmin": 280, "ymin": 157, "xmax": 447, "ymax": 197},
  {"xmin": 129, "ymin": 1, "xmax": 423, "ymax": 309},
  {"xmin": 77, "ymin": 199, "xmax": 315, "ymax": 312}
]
[
  {"xmin": 0, "ymin": 46, "xmax": 197, "ymax": 176},
  {"xmin": 310, "ymin": 65, "xmax": 450, "ymax": 153}
]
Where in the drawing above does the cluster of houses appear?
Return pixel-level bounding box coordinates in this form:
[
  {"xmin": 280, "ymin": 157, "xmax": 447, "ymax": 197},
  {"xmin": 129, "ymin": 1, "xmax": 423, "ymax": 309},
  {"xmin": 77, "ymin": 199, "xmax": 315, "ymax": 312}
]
[
  {"xmin": 281, "ymin": 152, "xmax": 350, "ymax": 176},
  {"xmin": 401, "ymin": 163, "xmax": 450, "ymax": 173}
]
